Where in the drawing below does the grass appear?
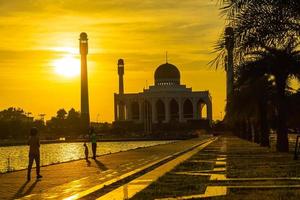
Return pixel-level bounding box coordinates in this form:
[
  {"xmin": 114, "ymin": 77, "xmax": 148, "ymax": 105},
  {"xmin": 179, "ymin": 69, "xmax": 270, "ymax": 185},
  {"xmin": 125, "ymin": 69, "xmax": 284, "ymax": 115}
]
[
  {"xmin": 175, "ymin": 160, "xmax": 213, "ymax": 172},
  {"xmin": 131, "ymin": 173, "xmax": 208, "ymax": 200},
  {"xmin": 131, "ymin": 150, "xmax": 216, "ymax": 200},
  {"xmin": 131, "ymin": 136, "xmax": 300, "ymax": 200},
  {"xmin": 226, "ymin": 139, "xmax": 300, "ymax": 178},
  {"xmin": 208, "ymin": 189, "xmax": 300, "ymax": 200}
]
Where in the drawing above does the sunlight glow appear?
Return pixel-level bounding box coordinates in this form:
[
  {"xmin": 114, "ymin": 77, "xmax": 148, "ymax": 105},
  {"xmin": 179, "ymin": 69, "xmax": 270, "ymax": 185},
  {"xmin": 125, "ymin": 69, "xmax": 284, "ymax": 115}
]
[
  {"xmin": 53, "ymin": 55, "xmax": 80, "ymax": 78},
  {"xmin": 51, "ymin": 47, "xmax": 78, "ymax": 54}
]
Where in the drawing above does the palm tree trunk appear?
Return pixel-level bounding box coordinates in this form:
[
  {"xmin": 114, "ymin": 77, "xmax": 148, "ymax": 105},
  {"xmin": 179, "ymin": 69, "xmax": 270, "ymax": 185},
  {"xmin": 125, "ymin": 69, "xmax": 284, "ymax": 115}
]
[
  {"xmin": 259, "ymin": 100, "xmax": 270, "ymax": 147},
  {"xmin": 246, "ymin": 119, "xmax": 252, "ymax": 141},
  {"xmin": 239, "ymin": 121, "xmax": 245, "ymax": 139},
  {"xmin": 275, "ymin": 77, "xmax": 289, "ymax": 152},
  {"xmin": 254, "ymin": 125, "xmax": 260, "ymax": 144},
  {"xmin": 242, "ymin": 119, "xmax": 248, "ymax": 139}
]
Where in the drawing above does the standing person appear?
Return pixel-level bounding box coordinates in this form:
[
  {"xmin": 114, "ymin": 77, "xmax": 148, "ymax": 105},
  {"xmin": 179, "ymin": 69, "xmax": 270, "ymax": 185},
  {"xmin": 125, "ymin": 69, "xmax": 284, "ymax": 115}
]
[
  {"xmin": 83, "ymin": 142, "xmax": 89, "ymax": 160},
  {"xmin": 90, "ymin": 128, "xmax": 97, "ymax": 160},
  {"xmin": 27, "ymin": 127, "xmax": 42, "ymax": 181}
]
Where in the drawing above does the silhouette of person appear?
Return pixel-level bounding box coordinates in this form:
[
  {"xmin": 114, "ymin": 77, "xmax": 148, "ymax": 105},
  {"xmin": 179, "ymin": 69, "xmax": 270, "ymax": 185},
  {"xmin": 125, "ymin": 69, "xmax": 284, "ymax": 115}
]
[
  {"xmin": 84, "ymin": 142, "xmax": 89, "ymax": 160},
  {"xmin": 27, "ymin": 127, "xmax": 42, "ymax": 181},
  {"xmin": 90, "ymin": 128, "xmax": 97, "ymax": 159}
]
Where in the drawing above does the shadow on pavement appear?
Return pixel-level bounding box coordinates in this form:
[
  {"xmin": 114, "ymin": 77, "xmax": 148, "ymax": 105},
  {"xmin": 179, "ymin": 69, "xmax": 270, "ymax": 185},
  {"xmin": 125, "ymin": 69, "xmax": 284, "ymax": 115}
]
[
  {"xmin": 94, "ymin": 159, "xmax": 108, "ymax": 171},
  {"xmin": 13, "ymin": 179, "xmax": 39, "ymax": 199},
  {"xmin": 23, "ymin": 180, "xmax": 39, "ymax": 196},
  {"xmin": 86, "ymin": 159, "xmax": 91, "ymax": 167},
  {"xmin": 13, "ymin": 180, "xmax": 29, "ymax": 199}
]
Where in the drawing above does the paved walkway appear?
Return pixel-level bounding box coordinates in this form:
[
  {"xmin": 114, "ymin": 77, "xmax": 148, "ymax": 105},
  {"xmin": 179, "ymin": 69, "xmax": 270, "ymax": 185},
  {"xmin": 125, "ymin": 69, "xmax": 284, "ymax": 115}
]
[
  {"xmin": 98, "ymin": 138, "xmax": 217, "ymax": 200},
  {"xmin": 131, "ymin": 136, "xmax": 300, "ymax": 200},
  {"xmin": 0, "ymin": 137, "xmax": 210, "ymax": 200},
  {"xmin": 2, "ymin": 135, "xmax": 300, "ymax": 200}
]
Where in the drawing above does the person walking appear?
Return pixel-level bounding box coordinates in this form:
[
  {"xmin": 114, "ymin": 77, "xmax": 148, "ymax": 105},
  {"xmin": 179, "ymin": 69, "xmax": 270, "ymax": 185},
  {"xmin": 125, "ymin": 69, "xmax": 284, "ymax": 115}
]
[
  {"xmin": 90, "ymin": 128, "xmax": 97, "ymax": 159},
  {"xmin": 83, "ymin": 142, "xmax": 89, "ymax": 160},
  {"xmin": 27, "ymin": 127, "xmax": 42, "ymax": 181}
]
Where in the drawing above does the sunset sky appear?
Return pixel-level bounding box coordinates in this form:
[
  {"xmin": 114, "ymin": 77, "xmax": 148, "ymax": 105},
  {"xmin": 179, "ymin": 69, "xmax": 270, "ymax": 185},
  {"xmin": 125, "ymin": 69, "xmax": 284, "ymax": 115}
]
[{"xmin": 0, "ymin": 0, "xmax": 226, "ymax": 122}]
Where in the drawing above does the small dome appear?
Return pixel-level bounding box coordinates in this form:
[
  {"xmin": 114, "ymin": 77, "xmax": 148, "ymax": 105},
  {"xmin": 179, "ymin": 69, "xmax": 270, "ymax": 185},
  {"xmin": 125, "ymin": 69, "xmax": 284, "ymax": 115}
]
[
  {"xmin": 80, "ymin": 32, "xmax": 88, "ymax": 40},
  {"xmin": 118, "ymin": 59, "xmax": 124, "ymax": 66},
  {"xmin": 154, "ymin": 63, "xmax": 180, "ymax": 86}
]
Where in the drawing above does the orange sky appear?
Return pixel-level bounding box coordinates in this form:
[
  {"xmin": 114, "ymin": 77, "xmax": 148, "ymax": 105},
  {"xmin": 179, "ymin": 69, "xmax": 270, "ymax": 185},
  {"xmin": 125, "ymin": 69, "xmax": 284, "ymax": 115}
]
[{"xmin": 0, "ymin": 0, "xmax": 226, "ymax": 122}]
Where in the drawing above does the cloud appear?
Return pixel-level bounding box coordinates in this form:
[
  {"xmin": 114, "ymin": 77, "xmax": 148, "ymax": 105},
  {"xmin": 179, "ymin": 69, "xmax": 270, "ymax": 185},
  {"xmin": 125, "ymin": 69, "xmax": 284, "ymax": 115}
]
[{"xmin": 0, "ymin": 0, "xmax": 217, "ymax": 15}]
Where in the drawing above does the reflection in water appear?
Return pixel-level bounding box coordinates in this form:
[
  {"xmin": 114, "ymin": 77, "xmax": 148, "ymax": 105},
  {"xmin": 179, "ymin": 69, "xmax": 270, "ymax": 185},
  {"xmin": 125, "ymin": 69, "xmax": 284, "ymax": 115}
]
[{"xmin": 0, "ymin": 141, "xmax": 174, "ymax": 173}]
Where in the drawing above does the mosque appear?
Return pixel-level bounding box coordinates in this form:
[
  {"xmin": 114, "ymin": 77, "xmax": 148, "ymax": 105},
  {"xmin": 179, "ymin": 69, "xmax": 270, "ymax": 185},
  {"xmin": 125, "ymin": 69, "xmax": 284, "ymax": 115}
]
[{"xmin": 114, "ymin": 59, "xmax": 212, "ymax": 129}]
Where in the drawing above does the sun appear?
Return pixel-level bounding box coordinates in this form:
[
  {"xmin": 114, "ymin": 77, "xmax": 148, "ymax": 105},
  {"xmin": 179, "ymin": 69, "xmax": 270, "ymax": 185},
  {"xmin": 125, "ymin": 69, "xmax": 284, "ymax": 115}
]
[{"xmin": 53, "ymin": 55, "xmax": 80, "ymax": 78}]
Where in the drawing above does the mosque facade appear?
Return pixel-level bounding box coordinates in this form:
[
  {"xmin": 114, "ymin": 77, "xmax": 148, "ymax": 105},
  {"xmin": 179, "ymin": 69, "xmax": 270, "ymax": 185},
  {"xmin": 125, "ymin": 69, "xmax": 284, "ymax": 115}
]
[{"xmin": 114, "ymin": 59, "xmax": 212, "ymax": 127}]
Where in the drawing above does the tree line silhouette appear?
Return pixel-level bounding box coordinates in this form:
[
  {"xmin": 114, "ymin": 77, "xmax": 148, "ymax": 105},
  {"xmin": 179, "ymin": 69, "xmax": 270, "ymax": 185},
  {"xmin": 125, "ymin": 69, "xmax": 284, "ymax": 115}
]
[
  {"xmin": 0, "ymin": 107, "xmax": 110, "ymax": 140},
  {"xmin": 214, "ymin": 0, "xmax": 300, "ymax": 152},
  {"xmin": 0, "ymin": 106, "xmax": 206, "ymax": 142}
]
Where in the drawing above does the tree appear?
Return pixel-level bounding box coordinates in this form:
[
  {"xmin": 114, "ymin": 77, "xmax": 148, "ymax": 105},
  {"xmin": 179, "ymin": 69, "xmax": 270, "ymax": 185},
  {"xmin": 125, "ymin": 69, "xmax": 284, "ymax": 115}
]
[
  {"xmin": 227, "ymin": 42, "xmax": 300, "ymax": 151},
  {"xmin": 47, "ymin": 108, "xmax": 82, "ymax": 137},
  {"xmin": 56, "ymin": 109, "xmax": 67, "ymax": 120},
  {"xmin": 66, "ymin": 108, "xmax": 81, "ymax": 135},
  {"xmin": 214, "ymin": 0, "xmax": 300, "ymax": 152},
  {"xmin": 232, "ymin": 61, "xmax": 278, "ymax": 146},
  {"xmin": 0, "ymin": 107, "xmax": 33, "ymax": 139},
  {"xmin": 214, "ymin": 0, "xmax": 300, "ymax": 67},
  {"xmin": 67, "ymin": 108, "xmax": 80, "ymax": 120},
  {"xmin": 287, "ymin": 90, "xmax": 300, "ymax": 130}
]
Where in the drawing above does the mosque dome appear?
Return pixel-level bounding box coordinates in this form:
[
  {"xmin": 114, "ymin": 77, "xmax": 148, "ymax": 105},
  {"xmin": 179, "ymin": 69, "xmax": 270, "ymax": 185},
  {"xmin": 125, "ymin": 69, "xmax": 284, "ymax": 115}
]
[{"xmin": 154, "ymin": 63, "xmax": 180, "ymax": 86}]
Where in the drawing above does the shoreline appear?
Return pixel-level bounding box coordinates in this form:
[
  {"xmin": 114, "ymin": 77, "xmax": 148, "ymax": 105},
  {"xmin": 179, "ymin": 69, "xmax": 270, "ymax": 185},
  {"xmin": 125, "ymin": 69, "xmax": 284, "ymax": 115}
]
[
  {"xmin": 0, "ymin": 139, "xmax": 180, "ymax": 174},
  {"xmin": 0, "ymin": 137, "xmax": 185, "ymax": 147}
]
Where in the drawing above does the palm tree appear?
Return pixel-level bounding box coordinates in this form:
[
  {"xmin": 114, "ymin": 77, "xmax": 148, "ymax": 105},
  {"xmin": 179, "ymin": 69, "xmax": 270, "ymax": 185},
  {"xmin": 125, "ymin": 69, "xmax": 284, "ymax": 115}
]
[
  {"xmin": 220, "ymin": 0, "xmax": 300, "ymax": 22},
  {"xmin": 237, "ymin": 42, "xmax": 300, "ymax": 151},
  {"xmin": 287, "ymin": 90, "xmax": 300, "ymax": 130},
  {"xmin": 213, "ymin": 0, "xmax": 300, "ymax": 152},
  {"xmin": 226, "ymin": 75, "xmax": 272, "ymax": 145},
  {"xmin": 235, "ymin": 60, "xmax": 278, "ymax": 146},
  {"xmin": 213, "ymin": 0, "xmax": 300, "ymax": 67}
]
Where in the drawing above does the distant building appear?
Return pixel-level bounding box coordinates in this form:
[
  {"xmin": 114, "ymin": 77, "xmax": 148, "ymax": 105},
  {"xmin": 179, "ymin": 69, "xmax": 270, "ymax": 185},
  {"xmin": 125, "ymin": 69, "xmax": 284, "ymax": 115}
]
[{"xmin": 114, "ymin": 60, "xmax": 212, "ymax": 129}]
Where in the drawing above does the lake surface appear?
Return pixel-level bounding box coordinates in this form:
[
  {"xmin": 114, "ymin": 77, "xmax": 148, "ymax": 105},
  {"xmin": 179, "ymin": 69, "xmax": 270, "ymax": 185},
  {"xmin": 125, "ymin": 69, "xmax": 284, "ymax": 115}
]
[{"xmin": 0, "ymin": 140, "xmax": 175, "ymax": 173}]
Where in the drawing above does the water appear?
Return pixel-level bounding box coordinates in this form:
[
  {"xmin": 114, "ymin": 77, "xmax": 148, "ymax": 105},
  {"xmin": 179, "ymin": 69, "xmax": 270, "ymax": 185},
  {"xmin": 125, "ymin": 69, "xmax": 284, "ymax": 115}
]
[{"xmin": 0, "ymin": 141, "xmax": 175, "ymax": 173}]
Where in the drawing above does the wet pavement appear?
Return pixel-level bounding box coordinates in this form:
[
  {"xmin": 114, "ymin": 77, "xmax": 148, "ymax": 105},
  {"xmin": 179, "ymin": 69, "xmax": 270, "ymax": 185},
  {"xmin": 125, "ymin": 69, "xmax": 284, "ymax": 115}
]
[
  {"xmin": 2, "ymin": 135, "xmax": 300, "ymax": 200},
  {"xmin": 97, "ymin": 138, "xmax": 217, "ymax": 200},
  {"xmin": 0, "ymin": 136, "xmax": 211, "ymax": 200},
  {"xmin": 131, "ymin": 136, "xmax": 300, "ymax": 200}
]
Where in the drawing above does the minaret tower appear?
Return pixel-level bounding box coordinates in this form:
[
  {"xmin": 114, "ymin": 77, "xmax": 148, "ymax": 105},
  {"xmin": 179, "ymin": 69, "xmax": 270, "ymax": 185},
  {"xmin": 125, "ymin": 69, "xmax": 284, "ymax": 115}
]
[
  {"xmin": 79, "ymin": 32, "xmax": 90, "ymax": 133},
  {"xmin": 118, "ymin": 59, "xmax": 125, "ymax": 120},
  {"xmin": 225, "ymin": 27, "xmax": 234, "ymax": 103}
]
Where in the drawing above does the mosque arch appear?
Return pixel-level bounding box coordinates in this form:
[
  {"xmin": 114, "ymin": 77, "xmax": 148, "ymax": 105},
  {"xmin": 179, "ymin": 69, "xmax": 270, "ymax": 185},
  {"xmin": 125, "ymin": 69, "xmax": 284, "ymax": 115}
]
[
  {"xmin": 156, "ymin": 99, "xmax": 165, "ymax": 122},
  {"xmin": 197, "ymin": 99, "xmax": 207, "ymax": 119},
  {"xmin": 131, "ymin": 101, "xmax": 139, "ymax": 120},
  {"xmin": 117, "ymin": 101, "xmax": 126, "ymax": 120},
  {"xmin": 170, "ymin": 99, "xmax": 179, "ymax": 121},
  {"xmin": 183, "ymin": 99, "xmax": 193, "ymax": 119},
  {"xmin": 143, "ymin": 100, "xmax": 152, "ymax": 121},
  {"xmin": 143, "ymin": 100, "xmax": 152, "ymax": 132}
]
